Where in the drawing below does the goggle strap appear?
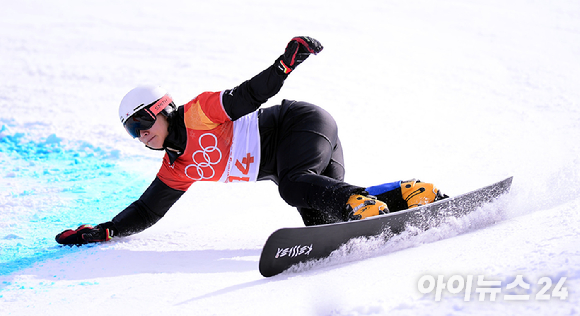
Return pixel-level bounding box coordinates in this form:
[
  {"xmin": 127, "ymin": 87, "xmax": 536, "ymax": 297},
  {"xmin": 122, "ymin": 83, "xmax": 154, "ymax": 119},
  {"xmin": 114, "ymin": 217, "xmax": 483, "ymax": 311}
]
[
  {"xmin": 144, "ymin": 108, "xmax": 155, "ymax": 120},
  {"xmin": 149, "ymin": 94, "xmax": 172, "ymax": 116}
]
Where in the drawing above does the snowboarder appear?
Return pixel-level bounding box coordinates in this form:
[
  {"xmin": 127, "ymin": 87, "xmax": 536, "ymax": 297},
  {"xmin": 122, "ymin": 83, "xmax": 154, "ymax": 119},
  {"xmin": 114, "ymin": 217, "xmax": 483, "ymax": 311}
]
[{"xmin": 56, "ymin": 36, "xmax": 447, "ymax": 245}]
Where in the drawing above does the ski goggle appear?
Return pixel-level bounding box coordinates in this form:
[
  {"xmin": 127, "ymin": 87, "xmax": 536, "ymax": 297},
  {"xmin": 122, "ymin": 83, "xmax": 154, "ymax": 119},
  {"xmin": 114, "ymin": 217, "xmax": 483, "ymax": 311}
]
[{"xmin": 122, "ymin": 94, "xmax": 172, "ymax": 138}]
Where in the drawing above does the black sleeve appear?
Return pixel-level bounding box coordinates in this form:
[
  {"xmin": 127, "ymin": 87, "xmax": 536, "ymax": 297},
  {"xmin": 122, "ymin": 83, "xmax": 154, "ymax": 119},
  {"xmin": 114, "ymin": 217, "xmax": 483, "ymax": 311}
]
[
  {"xmin": 222, "ymin": 62, "xmax": 288, "ymax": 120},
  {"xmin": 111, "ymin": 177, "xmax": 185, "ymax": 236}
]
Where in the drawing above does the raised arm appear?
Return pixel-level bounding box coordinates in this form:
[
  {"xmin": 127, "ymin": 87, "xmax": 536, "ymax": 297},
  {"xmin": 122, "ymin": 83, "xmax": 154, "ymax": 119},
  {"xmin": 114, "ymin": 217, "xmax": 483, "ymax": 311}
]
[{"xmin": 222, "ymin": 36, "xmax": 323, "ymax": 120}]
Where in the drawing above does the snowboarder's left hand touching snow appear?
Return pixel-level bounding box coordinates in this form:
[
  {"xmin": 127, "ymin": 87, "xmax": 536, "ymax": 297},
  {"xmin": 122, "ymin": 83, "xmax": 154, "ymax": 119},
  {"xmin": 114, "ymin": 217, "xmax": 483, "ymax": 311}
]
[{"xmin": 55, "ymin": 222, "xmax": 116, "ymax": 245}]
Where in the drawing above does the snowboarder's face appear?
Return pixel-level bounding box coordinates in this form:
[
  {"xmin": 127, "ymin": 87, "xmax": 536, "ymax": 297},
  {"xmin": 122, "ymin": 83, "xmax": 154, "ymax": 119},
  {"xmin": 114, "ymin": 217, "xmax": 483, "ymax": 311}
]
[{"xmin": 138, "ymin": 114, "xmax": 169, "ymax": 149}]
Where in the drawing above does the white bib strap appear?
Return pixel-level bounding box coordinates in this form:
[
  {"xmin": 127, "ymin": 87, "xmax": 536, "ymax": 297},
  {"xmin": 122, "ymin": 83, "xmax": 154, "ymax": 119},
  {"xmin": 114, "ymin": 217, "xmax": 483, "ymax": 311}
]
[{"xmin": 220, "ymin": 111, "xmax": 261, "ymax": 183}]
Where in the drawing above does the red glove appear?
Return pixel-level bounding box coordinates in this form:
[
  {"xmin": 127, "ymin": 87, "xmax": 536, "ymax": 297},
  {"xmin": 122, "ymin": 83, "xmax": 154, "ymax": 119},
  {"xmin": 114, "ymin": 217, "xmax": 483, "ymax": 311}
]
[
  {"xmin": 276, "ymin": 36, "xmax": 323, "ymax": 74},
  {"xmin": 55, "ymin": 223, "xmax": 115, "ymax": 245}
]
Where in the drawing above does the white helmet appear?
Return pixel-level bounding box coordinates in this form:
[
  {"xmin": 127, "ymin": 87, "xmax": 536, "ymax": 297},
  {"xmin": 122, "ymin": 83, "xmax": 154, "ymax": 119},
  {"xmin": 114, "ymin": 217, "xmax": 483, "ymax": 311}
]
[{"xmin": 119, "ymin": 85, "xmax": 175, "ymax": 138}]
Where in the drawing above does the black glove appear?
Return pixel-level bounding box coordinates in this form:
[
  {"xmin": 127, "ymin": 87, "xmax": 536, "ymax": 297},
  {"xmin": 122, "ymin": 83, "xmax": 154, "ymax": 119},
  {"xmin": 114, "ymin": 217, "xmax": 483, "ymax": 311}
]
[
  {"xmin": 55, "ymin": 222, "xmax": 117, "ymax": 245},
  {"xmin": 276, "ymin": 36, "xmax": 323, "ymax": 75}
]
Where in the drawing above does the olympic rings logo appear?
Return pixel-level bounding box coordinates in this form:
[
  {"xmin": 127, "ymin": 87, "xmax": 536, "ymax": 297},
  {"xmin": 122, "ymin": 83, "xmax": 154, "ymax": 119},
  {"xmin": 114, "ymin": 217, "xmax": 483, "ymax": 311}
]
[{"xmin": 184, "ymin": 133, "xmax": 223, "ymax": 181}]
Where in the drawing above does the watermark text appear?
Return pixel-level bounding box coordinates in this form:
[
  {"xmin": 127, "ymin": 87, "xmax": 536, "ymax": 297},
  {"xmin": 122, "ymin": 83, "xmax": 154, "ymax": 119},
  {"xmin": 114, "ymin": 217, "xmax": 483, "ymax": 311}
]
[{"xmin": 418, "ymin": 274, "xmax": 568, "ymax": 301}]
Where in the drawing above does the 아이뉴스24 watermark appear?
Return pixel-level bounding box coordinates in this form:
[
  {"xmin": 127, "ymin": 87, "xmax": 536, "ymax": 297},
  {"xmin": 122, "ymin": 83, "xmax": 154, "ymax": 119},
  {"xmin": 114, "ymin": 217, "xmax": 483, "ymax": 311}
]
[{"xmin": 418, "ymin": 274, "xmax": 568, "ymax": 302}]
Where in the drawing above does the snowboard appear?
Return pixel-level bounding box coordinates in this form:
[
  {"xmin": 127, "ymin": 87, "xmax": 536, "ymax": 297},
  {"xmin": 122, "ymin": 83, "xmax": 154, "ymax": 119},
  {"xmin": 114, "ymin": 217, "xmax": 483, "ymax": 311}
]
[{"xmin": 259, "ymin": 176, "xmax": 513, "ymax": 277}]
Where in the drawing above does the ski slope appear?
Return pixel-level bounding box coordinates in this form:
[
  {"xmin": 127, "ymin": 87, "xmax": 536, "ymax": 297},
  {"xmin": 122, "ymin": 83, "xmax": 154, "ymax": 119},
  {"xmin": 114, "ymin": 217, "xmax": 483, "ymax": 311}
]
[{"xmin": 1, "ymin": 0, "xmax": 579, "ymax": 315}]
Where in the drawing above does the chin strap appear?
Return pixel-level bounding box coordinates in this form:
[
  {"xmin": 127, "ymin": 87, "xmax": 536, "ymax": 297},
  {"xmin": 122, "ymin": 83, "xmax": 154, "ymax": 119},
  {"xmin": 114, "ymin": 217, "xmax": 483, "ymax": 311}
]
[{"xmin": 145, "ymin": 145, "xmax": 165, "ymax": 151}]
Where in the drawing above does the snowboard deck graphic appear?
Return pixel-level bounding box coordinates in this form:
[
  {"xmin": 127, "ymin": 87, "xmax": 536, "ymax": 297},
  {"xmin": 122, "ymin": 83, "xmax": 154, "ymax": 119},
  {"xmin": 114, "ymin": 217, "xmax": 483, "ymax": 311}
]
[{"xmin": 259, "ymin": 177, "xmax": 513, "ymax": 277}]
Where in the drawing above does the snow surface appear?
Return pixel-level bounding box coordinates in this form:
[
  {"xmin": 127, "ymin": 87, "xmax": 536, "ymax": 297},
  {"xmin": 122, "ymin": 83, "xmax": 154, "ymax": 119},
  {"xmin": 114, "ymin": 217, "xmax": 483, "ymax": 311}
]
[{"xmin": 1, "ymin": 0, "xmax": 579, "ymax": 315}]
